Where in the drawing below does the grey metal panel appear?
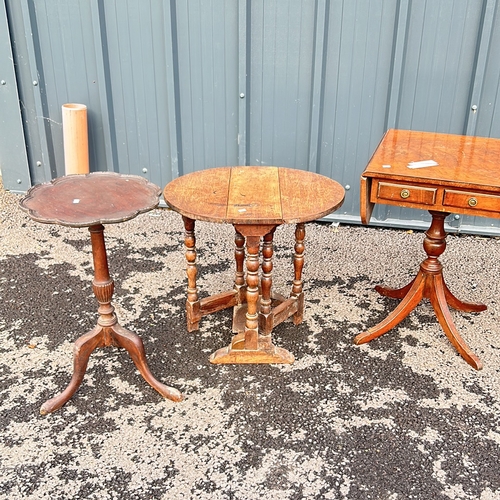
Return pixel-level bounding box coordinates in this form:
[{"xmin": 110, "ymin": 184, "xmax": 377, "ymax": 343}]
[
  {"xmin": 360, "ymin": 0, "xmax": 500, "ymax": 235},
  {"xmin": 248, "ymin": 0, "xmax": 316, "ymax": 170},
  {"xmin": 90, "ymin": 0, "xmax": 118, "ymax": 176},
  {"xmin": 6, "ymin": 0, "xmax": 52, "ymax": 185},
  {"xmin": 174, "ymin": 0, "xmax": 239, "ymax": 175},
  {"xmin": 0, "ymin": 0, "xmax": 30, "ymax": 193},
  {"xmin": 30, "ymin": 0, "xmax": 103, "ymax": 177},
  {"xmin": 474, "ymin": 0, "xmax": 500, "ymax": 139},
  {"xmin": 465, "ymin": 0, "xmax": 498, "ymax": 137},
  {"xmin": 101, "ymin": 0, "xmax": 181, "ymax": 188},
  {"xmin": 318, "ymin": 0, "xmax": 399, "ymax": 219},
  {"xmin": 308, "ymin": 0, "xmax": 328, "ymax": 173},
  {"xmin": 453, "ymin": 0, "xmax": 500, "ymax": 233},
  {"xmin": 238, "ymin": 0, "xmax": 249, "ymax": 165},
  {"xmin": 397, "ymin": 0, "xmax": 484, "ymax": 134},
  {"xmin": 2, "ymin": 0, "xmax": 500, "ymax": 235},
  {"xmin": 5, "ymin": 0, "xmax": 112, "ymax": 183},
  {"xmin": 6, "ymin": 0, "xmax": 182, "ymax": 189},
  {"xmin": 393, "ymin": 0, "xmax": 500, "ymax": 234}
]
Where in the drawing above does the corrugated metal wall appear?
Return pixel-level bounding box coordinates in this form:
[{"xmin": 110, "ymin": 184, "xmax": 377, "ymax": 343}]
[{"xmin": 1, "ymin": 0, "xmax": 500, "ymax": 233}]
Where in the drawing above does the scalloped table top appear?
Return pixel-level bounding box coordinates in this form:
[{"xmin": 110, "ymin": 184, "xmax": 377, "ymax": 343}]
[{"xmin": 19, "ymin": 172, "xmax": 161, "ymax": 228}]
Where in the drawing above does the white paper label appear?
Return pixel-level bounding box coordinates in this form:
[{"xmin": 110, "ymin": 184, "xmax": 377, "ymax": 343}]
[{"xmin": 407, "ymin": 160, "xmax": 439, "ymax": 169}]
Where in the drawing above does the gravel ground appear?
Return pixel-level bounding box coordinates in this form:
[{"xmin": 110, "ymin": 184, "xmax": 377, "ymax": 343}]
[{"xmin": 1, "ymin": 177, "xmax": 500, "ymax": 499}]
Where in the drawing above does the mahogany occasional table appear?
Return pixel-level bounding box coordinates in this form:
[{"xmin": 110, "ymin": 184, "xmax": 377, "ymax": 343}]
[
  {"xmin": 20, "ymin": 172, "xmax": 183, "ymax": 414},
  {"xmin": 164, "ymin": 166, "xmax": 345, "ymax": 364},
  {"xmin": 358, "ymin": 129, "xmax": 500, "ymax": 370}
]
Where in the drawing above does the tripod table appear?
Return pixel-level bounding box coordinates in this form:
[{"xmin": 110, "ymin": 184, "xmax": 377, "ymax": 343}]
[{"xmin": 20, "ymin": 172, "xmax": 183, "ymax": 414}]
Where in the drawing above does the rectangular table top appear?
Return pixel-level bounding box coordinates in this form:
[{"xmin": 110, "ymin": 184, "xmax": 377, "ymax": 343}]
[
  {"xmin": 361, "ymin": 129, "xmax": 500, "ymax": 224},
  {"xmin": 363, "ymin": 129, "xmax": 500, "ymax": 190}
]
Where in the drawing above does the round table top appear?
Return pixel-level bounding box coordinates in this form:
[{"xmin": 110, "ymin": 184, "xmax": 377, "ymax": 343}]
[
  {"xmin": 163, "ymin": 166, "xmax": 345, "ymax": 225},
  {"xmin": 19, "ymin": 172, "xmax": 161, "ymax": 228}
]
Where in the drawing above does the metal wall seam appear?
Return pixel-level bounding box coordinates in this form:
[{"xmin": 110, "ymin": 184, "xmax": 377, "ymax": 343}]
[
  {"xmin": 307, "ymin": 0, "xmax": 328, "ymax": 173},
  {"xmin": 385, "ymin": 0, "xmax": 410, "ymax": 130},
  {"xmin": 373, "ymin": 0, "xmax": 411, "ymax": 225},
  {"xmin": 19, "ymin": 0, "xmax": 52, "ymax": 183},
  {"xmin": 0, "ymin": 0, "xmax": 30, "ymax": 192},
  {"xmin": 90, "ymin": 0, "xmax": 117, "ymax": 174},
  {"xmin": 465, "ymin": 0, "xmax": 497, "ymax": 136},
  {"xmin": 163, "ymin": 0, "xmax": 181, "ymax": 181},
  {"xmin": 475, "ymin": 0, "xmax": 500, "ymax": 137},
  {"xmin": 238, "ymin": 0, "xmax": 248, "ymax": 165}
]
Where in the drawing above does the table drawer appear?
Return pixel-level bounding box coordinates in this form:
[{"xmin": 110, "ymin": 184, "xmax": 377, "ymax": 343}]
[
  {"xmin": 443, "ymin": 190, "xmax": 500, "ymax": 214},
  {"xmin": 376, "ymin": 182, "xmax": 437, "ymax": 206}
]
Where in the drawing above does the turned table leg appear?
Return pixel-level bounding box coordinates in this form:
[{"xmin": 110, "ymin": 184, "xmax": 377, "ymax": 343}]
[
  {"xmin": 210, "ymin": 224, "xmax": 294, "ymax": 364},
  {"xmin": 292, "ymin": 223, "xmax": 306, "ymax": 325},
  {"xmin": 259, "ymin": 228, "xmax": 275, "ymax": 336},
  {"xmin": 182, "ymin": 216, "xmax": 201, "ymax": 332},
  {"xmin": 243, "ymin": 235, "xmax": 261, "ymax": 350},
  {"xmin": 355, "ymin": 211, "xmax": 486, "ymax": 369},
  {"xmin": 40, "ymin": 224, "xmax": 183, "ymax": 415},
  {"xmin": 234, "ymin": 229, "xmax": 247, "ymax": 303}
]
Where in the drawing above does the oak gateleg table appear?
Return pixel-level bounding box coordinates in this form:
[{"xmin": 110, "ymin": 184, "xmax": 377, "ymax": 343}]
[
  {"xmin": 164, "ymin": 166, "xmax": 345, "ymax": 364},
  {"xmin": 20, "ymin": 172, "xmax": 183, "ymax": 414},
  {"xmin": 358, "ymin": 129, "xmax": 500, "ymax": 369}
]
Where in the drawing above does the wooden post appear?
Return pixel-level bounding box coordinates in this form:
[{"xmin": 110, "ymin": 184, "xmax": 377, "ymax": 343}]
[{"xmin": 62, "ymin": 103, "xmax": 89, "ymax": 175}]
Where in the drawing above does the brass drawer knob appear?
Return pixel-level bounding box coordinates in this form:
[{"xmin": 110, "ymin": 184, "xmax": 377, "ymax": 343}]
[
  {"xmin": 400, "ymin": 188, "xmax": 410, "ymax": 199},
  {"xmin": 468, "ymin": 197, "xmax": 478, "ymax": 207}
]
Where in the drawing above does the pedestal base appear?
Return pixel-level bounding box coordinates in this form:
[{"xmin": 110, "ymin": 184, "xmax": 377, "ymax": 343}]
[
  {"xmin": 182, "ymin": 218, "xmax": 306, "ymax": 364},
  {"xmin": 40, "ymin": 322, "xmax": 184, "ymax": 415},
  {"xmin": 210, "ymin": 333, "xmax": 295, "ymax": 364},
  {"xmin": 354, "ymin": 211, "xmax": 486, "ymax": 370},
  {"xmin": 354, "ymin": 269, "xmax": 485, "ymax": 370},
  {"xmin": 41, "ymin": 223, "xmax": 183, "ymax": 415}
]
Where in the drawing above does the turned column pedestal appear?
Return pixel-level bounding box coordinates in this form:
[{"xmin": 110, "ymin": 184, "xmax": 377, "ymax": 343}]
[{"xmin": 355, "ymin": 211, "xmax": 486, "ymax": 369}]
